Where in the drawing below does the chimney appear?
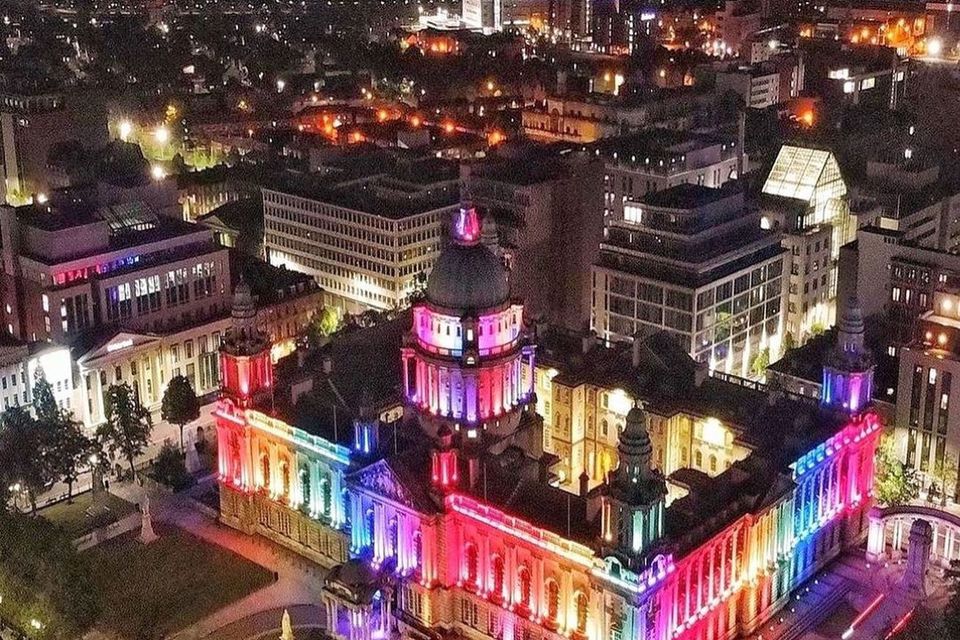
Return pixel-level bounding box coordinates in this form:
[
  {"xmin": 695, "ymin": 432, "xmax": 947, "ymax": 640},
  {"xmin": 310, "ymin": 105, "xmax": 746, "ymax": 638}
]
[
  {"xmin": 538, "ymin": 454, "xmax": 550, "ymax": 483},
  {"xmin": 321, "ymin": 354, "xmax": 333, "ymax": 375},
  {"xmin": 694, "ymin": 361, "xmax": 709, "ymax": 387},
  {"xmin": 297, "ymin": 347, "xmax": 307, "ymax": 368},
  {"xmin": 632, "ymin": 337, "xmax": 642, "ymax": 369},
  {"xmin": 581, "ymin": 329, "xmax": 597, "ymax": 354},
  {"xmin": 579, "ymin": 471, "xmax": 590, "ymax": 498}
]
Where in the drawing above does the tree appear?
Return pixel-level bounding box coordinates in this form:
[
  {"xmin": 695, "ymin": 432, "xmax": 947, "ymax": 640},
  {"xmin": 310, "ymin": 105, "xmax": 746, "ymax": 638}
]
[
  {"xmin": 97, "ymin": 383, "xmax": 152, "ymax": 483},
  {"xmin": 50, "ymin": 417, "xmax": 92, "ymax": 501},
  {"xmin": 750, "ymin": 348, "xmax": 770, "ymax": 379},
  {"xmin": 161, "ymin": 375, "xmax": 200, "ymax": 452},
  {"xmin": 874, "ymin": 436, "xmax": 920, "ymax": 507},
  {"xmin": 0, "ymin": 406, "xmax": 55, "ymax": 514},
  {"xmin": 33, "ymin": 369, "xmax": 92, "ymax": 501},
  {"xmin": 307, "ymin": 306, "xmax": 341, "ymax": 346},
  {"xmin": 405, "ymin": 270, "xmax": 428, "ymax": 306},
  {"xmin": 151, "ymin": 442, "xmax": 194, "ymax": 491},
  {"xmin": 32, "ymin": 368, "xmax": 59, "ymax": 425}
]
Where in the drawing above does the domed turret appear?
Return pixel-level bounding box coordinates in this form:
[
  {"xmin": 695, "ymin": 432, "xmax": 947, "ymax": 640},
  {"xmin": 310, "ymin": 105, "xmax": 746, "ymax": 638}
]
[
  {"xmin": 602, "ymin": 400, "xmax": 667, "ymax": 560},
  {"xmin": 616, "ymin": 403, "xmax": 654, "ymax": 484},
  {"xmin": 425, "ymin": 207, "xmax": 510, "ymax": 311},
  {"xmin": 822, "ymin": 296, "xmax": 875, "ymax": 414}
]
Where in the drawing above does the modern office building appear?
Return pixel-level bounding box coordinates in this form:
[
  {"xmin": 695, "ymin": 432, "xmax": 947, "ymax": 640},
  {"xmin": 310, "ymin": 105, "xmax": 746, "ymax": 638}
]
[
  {"xmin": 214, "ymin": 204, "xmax": 879, "ymax": 640},
  {"xmin": 761, "ymin": 144, "xmax": 853, "ymax": 345},
  {"xmin": 592, "ymin": 184, "xmax": 787, "ymax": 377},
  {"xmin": 263, "ymin": 156, "xmax": 460, "ymax": 313}
]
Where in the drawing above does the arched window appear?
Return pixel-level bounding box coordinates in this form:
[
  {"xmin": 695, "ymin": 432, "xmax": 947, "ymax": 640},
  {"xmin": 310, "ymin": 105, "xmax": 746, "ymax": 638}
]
[
  {"xmin": 279, "ymin": 460, "xmax": 291, "ymax": 498},
  {"xmin": 464, "ymin": 542, "xmax": 479, "ymax": 588},
  {"xmin": 491, "ymin": 554, "xmax": 505, "ymax": 597},
  {"xmin": 388, "ymin": 517, "xmax": 399, "ymax": 556},
  {"xmin": 412, "ymin": 530, "xmax": 423, "ymax": 567},
  {"xmin": 517, "ymin": 565, "xmax": 532, "ymax": 610},
  {"xmin": 365, "ymin": 507, "xmax": 375, "ymax": 546},
  {"xmin": 319, "ymin": 477, "xmax": 330, "ymax": 517},
  {"xmin": 300, "ymin": 467, "xmax": 311, "ymax": 510},
  {"xmin": 575, "ymin": 591, "xmax": 588, "ymax": 634},
  {"xmin": 695, "ymin": 450, "xmax": 703, "ymax": 468},
  {"xmin": 260, "ymin": 452, "xmax": 270, "ymax": 488},
  {"xmin": 545, "ymin": 579, "xmax": 560, "ymax": 623},
  {"xmin": 709, "ymin": 455, "xmax": 718, "ymax": 473}
]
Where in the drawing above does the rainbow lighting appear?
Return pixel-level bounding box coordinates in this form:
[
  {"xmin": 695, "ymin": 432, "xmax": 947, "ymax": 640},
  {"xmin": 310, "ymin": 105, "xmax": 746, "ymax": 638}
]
[{"xmin": 213, "ymin": 221, "xmax": 883, "ymax": 640}]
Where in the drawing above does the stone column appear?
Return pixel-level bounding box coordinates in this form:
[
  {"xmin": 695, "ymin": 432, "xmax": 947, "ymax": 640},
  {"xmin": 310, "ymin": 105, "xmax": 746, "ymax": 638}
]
[
  {"xmin": 865, "ymin": 508, "xmax": 886, "ymax": 562},
  {"xmin": 900, "ymin": 518, "xmax": 933, "ymax": 599}
]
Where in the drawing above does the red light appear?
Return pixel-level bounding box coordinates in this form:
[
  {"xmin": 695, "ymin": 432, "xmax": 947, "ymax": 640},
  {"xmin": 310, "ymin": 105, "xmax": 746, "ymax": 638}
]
[
  {"xmin": 377, "ymin": 109, "xmax": 388, "ymax": 122},
  {"xmin": 488, "ymin": 130, "xmax": 505, "ymax": 146}
]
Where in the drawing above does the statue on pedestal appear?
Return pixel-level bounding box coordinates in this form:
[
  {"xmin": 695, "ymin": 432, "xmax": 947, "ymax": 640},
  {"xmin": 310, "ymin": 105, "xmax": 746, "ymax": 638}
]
[
  {"xmin": 280, "ymin": 609, "xmax": 293, "ymax": 640},
  {"xmin": 138, "ymin": 491, "xmax": 159, "ymax": 544}
]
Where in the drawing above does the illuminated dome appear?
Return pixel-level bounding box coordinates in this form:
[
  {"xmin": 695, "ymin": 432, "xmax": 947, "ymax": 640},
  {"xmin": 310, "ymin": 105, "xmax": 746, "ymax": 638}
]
[{"xmin": 425, "ymin": 207, "xmax": 509, "ymax": 311}]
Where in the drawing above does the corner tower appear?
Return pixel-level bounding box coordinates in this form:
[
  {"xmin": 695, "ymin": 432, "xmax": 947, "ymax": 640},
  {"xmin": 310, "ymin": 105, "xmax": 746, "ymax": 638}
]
[
  {"xmin": 220, "ymin": 279, "xmax": 273, "ymax": 409},
  {"xmin": 600, "ymin": 403, "xmax": 667, "ymax": 563},
  {"xmin": 401, "ymin": 205, "xmax": 535, "ymax": 438},
  {"xmin": 822, "ymin": 296, "xmax": 874, "ymax": 414}
]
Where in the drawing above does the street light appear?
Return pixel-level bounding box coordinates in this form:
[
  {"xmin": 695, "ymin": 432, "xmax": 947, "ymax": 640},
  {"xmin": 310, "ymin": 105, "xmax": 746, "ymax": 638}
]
[
  {"xmin": 118, "ymin": 119, "xmax": 133, "ymax": 142},
  {"xmin": 154, "ymin": 126, "xmax": 170, "ymax": 144}
]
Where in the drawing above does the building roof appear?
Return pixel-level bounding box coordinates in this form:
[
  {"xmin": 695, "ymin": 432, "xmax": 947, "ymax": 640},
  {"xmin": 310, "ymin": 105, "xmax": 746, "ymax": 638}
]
[{"xmin": 761, "ymin": 144, "xmax": 843, "ymax": 203}]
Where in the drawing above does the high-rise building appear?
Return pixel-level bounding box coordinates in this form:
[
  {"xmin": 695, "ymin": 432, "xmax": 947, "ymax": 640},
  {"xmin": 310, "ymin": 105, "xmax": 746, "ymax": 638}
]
[{"xmin": 592, "ymin": 184, "xmax": 787, "ymax": 376}]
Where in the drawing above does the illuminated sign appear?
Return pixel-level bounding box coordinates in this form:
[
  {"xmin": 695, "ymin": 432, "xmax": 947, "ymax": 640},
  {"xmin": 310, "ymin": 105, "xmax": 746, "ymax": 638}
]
[{"xmin": 106, "ymin": 339, "xmax": 134, "ymax": 353}]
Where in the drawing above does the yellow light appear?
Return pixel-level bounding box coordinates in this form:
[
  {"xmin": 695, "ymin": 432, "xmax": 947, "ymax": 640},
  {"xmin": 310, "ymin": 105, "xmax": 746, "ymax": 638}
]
[
  {"xmin": 701, "ymin": 417, "xmax": 727, "ymax": 447},
  {"xmin": 411, "ymin": 115, "xmax": 421, "ymax": 127},
  {"xmin": 486, "ymin": 80, "xmax": 495, "ymax": 91},
  {"xmin": 944, "ymin": 298, "xmax": 954, "ymax": 312},
  {"xmin": 939, "ymin": 333, "xmax": 948, "ymax": 346},
  {"xmin": 166, "ymin": 104, "xmax": 177, "ymax": 119},
  {"xmin": 35, "ymin": 192, "xmax": 48, "ymax": 204},
  {"xmin": 377, "ymin": 109, "xmax": 388, "ymax": 122},
  {"xmin": 603, "ymin": 71, "xmax": 612, "ymax": 82},
  {"xmin": 801, "ymin": 111, "xmax": 814, "ymax": 126},
  {"xmin": 659, "ymin": 68, "xmax": 666, "ymax": 78},
  {"xmin": 118, "ymin": 119, "xmax": 133, "ymax": 141},
  {"xmin": 154, "ymin": 126, "xmax": 169, "ymax": 144},
  {"xmin": 444, "ymin": 121, "xmax": 455, "ymax": 134},
  {"xmin": 151, "ymin": 165, "xmax": 166, "ymax": 180},
  {"xmin": 609, "ymin": 388, "xmax": 632, "ymax": 415}
]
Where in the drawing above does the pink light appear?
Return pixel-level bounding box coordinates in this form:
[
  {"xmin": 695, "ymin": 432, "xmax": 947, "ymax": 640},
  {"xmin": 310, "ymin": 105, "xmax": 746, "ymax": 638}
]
[
  {"xmin": 454, "ymin": 207, "xmax": 481, "ymax": 244},
  {"xmin": 883, "ymin": 608, "xmax": 915, "ymax": 639}
]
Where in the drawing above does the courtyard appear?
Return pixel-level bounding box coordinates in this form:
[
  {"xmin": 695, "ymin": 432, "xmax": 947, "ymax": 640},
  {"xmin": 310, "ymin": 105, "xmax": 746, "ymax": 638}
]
[{"xmin": 86, "ymin": 525, "xmax": 275, "ymax": 640}]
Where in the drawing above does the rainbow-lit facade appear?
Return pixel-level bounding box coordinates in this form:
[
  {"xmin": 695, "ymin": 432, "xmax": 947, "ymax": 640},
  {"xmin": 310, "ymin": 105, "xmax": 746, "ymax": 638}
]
[{"xmin": 215, "ymin": 212, "xmax": 880, "ymax": 640}]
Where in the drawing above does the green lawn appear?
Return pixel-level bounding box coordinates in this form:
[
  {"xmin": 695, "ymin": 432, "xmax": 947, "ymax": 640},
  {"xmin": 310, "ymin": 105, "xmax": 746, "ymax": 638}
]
[
  {"xmin": 39, "ymin": 492, "xmax": 137, "ymax": 537},
  {"xmin": 86, "ymin": 526, "xmax": 275, "ymax": 639}
]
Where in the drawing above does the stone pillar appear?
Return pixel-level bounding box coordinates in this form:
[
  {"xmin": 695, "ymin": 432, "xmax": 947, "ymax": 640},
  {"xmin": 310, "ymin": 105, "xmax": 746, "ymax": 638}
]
[
  {"xmin": 865, "ymin": 507, "xmax": 886, "ymax": 562},
  {"xmin": 900, "ymin": 518, "xmax": 933, "ymax": 599}
]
